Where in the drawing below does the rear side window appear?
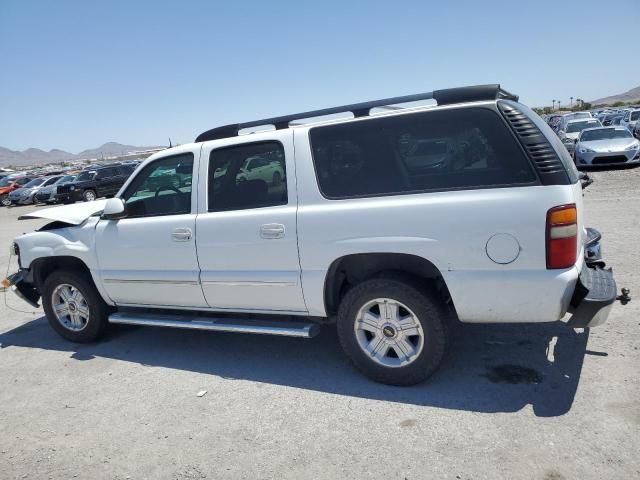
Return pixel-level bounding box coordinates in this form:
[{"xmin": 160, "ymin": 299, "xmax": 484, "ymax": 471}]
[
  {"xmin": 310, "ymin": 108, "xmax": 537, "ymax": 199},
  {"xmin": 208, "ymin": 141, "xmax": 287, "ymax": 212}
]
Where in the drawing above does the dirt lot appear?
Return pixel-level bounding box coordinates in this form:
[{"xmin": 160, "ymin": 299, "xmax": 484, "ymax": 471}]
[{"xmin": 1, "ymin": 169, "xmax": 639, "ymax": 480}]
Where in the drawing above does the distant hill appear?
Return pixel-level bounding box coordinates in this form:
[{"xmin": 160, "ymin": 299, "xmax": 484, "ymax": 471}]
[
  {"xmin": 590, "ymin": 86, "xmax": 640, "ymax": 106},
  {"xmin": 0, "ymin": 142, "xmax": 164, "ymax": 167}
]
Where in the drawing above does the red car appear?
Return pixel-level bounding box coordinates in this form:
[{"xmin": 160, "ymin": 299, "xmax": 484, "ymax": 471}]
[{"xmin": 0, "ymin": 176, "xmax": 37, "ymax": 207}]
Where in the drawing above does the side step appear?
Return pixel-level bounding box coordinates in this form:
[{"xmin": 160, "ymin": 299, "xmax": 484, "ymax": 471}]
[{"xmin": 108, "ymin": 312, "xmax": 320, "ymax": 338}]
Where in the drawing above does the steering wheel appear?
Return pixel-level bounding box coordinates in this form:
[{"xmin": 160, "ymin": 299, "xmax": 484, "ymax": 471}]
[{"xmin": 155, "ymin": 185, "xmax": 181, "ymax": 197}]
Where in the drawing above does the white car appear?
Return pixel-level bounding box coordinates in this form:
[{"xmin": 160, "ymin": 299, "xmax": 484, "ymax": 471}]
[
  {"xmin": 5, "ymin": 84, "xmax": 624, "ymax": 385},
  {"xmin": 620, "ymin": 108, "xmax": 640, "ymax": 133},
  {"xmin": 557, "ymin": 118, "xmax": 602, "ymax": 154}
]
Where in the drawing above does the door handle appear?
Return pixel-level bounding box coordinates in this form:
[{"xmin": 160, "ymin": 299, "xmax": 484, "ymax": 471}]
[
  {"xmin": 260, "ymin": 223, "xmax": 285, "ymax": 239},
  {"xmin": 172, "ymin": 227, "xmax": 192, "ymax": 242}
]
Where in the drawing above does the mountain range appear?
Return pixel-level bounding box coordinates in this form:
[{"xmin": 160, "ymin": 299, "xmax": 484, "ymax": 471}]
[
  {"xmin": 0, "ymin": 142, "xmax": 164, "ymax": 167},
  {"xmin": 590, "ymin": 85, "xmax": 640, "ymax": 106}
]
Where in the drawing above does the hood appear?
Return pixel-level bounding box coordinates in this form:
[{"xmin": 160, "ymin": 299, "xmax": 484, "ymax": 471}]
[
  {"xmin": 580, "ymin": 138, "xmax": 638, "ymax": 152},
  {"xmin": 18, "ymin": 199, "xmax": 108, "ymax": 225}
]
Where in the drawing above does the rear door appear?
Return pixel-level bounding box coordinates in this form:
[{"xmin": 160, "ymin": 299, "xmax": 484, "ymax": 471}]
[{"xmin": 195, "ymin": 130, "xmax": 306, "ymax": 312}]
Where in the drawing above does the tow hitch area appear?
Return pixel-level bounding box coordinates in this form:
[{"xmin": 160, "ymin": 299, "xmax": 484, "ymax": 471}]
[
  {"xmin": 616, "ymin": 288, "xmax": 631, "ymax": 305},
  {"xmin": 3, "ymin": 271, "xmax": 40, "ymax": 308}
]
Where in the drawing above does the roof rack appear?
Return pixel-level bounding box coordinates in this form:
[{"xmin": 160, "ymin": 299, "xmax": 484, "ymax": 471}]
[{"xmin": 195, "ymin": 84, "xmax": 518, "ymax": 143}]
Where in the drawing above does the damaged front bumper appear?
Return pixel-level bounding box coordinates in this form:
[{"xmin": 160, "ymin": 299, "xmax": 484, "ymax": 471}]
[{"xmin": 3, "ymin": 270, "xmax": 40, "ymax": 308}]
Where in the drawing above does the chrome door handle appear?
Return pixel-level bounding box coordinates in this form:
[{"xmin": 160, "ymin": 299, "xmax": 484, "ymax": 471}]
[
  {"xmin": 172, "ymin": 227, "xmax": 192, "ymax": 242},
  {"xmin": 260, "ymin": 223, "xmax": 285, "ymax": 239}
]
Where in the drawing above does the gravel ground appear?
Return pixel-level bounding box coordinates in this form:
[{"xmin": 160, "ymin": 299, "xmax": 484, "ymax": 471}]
[{"xmin": 1, "ymin": 169, "xmax": 639, "ymax": 480}]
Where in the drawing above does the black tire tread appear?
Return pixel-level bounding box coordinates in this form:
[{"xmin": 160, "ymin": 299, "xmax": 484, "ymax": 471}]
[
  {"xmin": 337, "ymin": 278, "xmax": 448, "ymax": 386},
  {"xmin": 42, "ymin": 269, "xmax": 109, "ymax": 343}
]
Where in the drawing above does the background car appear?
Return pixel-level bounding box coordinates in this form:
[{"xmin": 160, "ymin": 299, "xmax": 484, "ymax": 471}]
[
  {"xmin": 55, "ymin": 164, "xmax": 135, "ymax": 203},
  {"xmin": 620, "ymin": 108, "xmax": 640, "ymax": 132},
  {"xmin": 34, "ymin": 174, "xmax": 78, "ymax": 204},
  {"xmin": 0, "ymin": 175, "xmax": 37, "ymax": 206},
  {"xmin": 6, "ymin": 175, "xmax": 61, "ymax": 206},
  {"xmin": 573, "ymin": 126, "xmax": 640, "ymax": 167},
  {"xmin": 557, "ymin": 118, "xmax": 602, "ymax": 154}
]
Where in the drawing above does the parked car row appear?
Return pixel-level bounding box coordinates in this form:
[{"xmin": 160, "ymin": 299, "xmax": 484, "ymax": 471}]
[
  {"xmin": 0, "ymin": 161, "xmax": 141, "ymax": 207},
  {"xmin": 542, "ymin": 109, "xmax": 640, "ymax": 168}
]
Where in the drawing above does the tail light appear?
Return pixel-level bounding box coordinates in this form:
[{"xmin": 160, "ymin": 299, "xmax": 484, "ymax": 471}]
[{"xmin": 546, "ymin": 204, "xmax": 577, "ymax": 269}]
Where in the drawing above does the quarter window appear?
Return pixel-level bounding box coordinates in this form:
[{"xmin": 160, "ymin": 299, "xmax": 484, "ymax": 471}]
[
  {"xmin": 121, "ymin": 153, "xmax": 194, "ymax": 218},
  {"xmin": 310, "ymin": 108, "xmax": 536, "ymax": 199},
  {"xmin": 208, "ymin": 141, "xmax": 287, "ymax": 212}
]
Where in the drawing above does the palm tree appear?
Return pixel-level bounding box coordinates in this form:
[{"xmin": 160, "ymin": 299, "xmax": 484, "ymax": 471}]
[
  {"xmin": 552, "ymin": 99, "xmax": 556, "ymax": 110},
  {"xmin": 570, "ymin": 96, "xmax": 574, "ymax": 108}
]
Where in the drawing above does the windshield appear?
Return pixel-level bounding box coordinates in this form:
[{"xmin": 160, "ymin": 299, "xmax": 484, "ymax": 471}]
[
  {"xmin": 22, "ymin": 177, "xmax": 46, "ymax": 188},
  {"xmin": 0, "ymin": 177, "xmax": 12, "ymax": 187},
  {"xmin": 631, "ymin": 111, "xmax": 640, "ymax": 121},
  {"xmin": 76, "ymin": 171, "xmax": 96, "ymax": 182},
  {"xmin": 56, "ymin": 175, "xmax": 75, "ymax": 184},
  {"xmin": 566, "ymin": 112, "xmax": 591, "ymax": 120},
  {"xmin": 43, "ymin": 176, "xmax": 61, "ymax": 186},
  {"xmin": 581, "ymin": 128, "xmax": 632, "ymax": 142},
  {"xmin": 567, "ymin": 121, "xmax": 600, "ymax": 133}
]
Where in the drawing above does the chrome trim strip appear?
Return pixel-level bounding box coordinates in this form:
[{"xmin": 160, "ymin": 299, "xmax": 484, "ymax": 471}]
[
  {"xmin": 201, "ymin": 280, "xmax": 297, "ymax": 287},
  {"xmin": 103, "ymin": 279, "xmax": 200, "ymax": 286}
]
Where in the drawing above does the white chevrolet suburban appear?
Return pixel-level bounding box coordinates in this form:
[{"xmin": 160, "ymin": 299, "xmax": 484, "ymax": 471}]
[{"xmin": 5, "ymin": 85, "xmax": 626, "ymax": 385}]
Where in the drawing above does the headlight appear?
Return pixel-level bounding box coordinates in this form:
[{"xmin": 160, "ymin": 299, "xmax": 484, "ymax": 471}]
[
  {"xmin": 625, "ymin": 143, "xmax": 639, "ymax": 151},
  {"xmin": 578, "ymin": 147, "xmax": 594, "ymax": 154},
  {"xmin": 70, "ymin": 185, "xmax": 75, "ymax": 190},
  {"xmin": 562, "ymin": 137, "xmax": 574, "ymax": 144}
]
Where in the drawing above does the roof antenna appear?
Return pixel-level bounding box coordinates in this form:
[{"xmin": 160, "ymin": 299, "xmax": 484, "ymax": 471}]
[{"xmin": 168, "ymin": 137, "xmax": 172, "ymax": 148}]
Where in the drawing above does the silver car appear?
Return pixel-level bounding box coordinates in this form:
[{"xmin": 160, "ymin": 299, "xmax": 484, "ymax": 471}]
[
  {"xmin": 7, "ymin": 176, "xmax": 61, "ymax": 205},
  {"xmin": 34, "ymin": 174, "xmax": 77, "ymax": 204},
  {"xmin": 573, "ymin": 127, "xmax": 640, "ymax": 167},
  {"xmin": 558, "ymin": 118, "xmax": 602, "ymax": 154}
]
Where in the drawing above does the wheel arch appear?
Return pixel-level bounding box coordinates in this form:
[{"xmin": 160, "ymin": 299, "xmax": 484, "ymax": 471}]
[{"xmin": 323, "ymin": 253, "xmax": 455, "ymax": 317}]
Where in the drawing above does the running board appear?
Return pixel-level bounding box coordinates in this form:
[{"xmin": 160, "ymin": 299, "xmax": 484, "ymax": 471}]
[{"xmin": 108, "ymin": 312, "xmax": 320, "ymax": 338}]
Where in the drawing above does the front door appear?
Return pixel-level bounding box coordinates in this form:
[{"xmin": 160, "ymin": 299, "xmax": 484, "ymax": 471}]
[
  {"xmin": 195, "ymin": 131, "xmax": 306, "ymax": 312},
  {"xmin": 95, "ymin": 149, "xmax": 207, "ymax": 307}
]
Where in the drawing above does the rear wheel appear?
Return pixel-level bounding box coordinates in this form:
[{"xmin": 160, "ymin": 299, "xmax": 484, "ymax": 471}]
[
  {"xmin": 42, "ymin": 270, "xmax": 110, "ymax": 342},
  {"xmin": 337, "ymin": 278, "xmax": 448, "ymax": 386}
]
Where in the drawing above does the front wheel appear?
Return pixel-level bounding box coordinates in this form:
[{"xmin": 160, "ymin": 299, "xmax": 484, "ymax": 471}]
[
  {"xmin": 83, "ymin": 189, "xmax": 96, "ymax": 202},
  {"xmin": 42, "ymin": 270, "xmax": 110, "ymax": 342},
  {"xmin": 337, "ymin": 278, "xmax": 448, "ymax": 386},
  {"xmin": 0, "ymin": 195, "xmax": 10, "ymax": 207}
]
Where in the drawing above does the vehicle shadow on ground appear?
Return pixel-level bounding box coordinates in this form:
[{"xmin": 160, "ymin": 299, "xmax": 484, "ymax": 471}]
[{"xmin": 0, "ymin": 317, "xmax": 592, "ymax": 417}]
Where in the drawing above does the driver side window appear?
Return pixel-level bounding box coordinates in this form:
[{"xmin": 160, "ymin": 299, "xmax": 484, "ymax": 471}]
[{"xmin": 121, "ymin": 153, "xmax": 194, "ymax": 218}]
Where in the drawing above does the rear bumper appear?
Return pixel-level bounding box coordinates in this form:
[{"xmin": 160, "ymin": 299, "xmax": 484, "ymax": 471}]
[{"xmin": 566, "ymin": 263, "xmax": 616, "ymax": 328}]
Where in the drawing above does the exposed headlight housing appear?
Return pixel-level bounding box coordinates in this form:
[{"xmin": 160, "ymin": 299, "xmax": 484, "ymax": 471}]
[{"xmin": 625, "ymin": 143, "xmax": 639, "ymax": 151}]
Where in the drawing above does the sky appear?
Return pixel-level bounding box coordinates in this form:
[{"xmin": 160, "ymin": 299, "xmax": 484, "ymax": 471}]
[{"xmin": 1, "ymin": 0, "xmax": 639, "ymax": 152}]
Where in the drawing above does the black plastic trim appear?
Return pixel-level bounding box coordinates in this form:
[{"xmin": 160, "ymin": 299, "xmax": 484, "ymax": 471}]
[
  {"xmin": 567, "ymin": 263, "xmax": 616, "ymax": 328},
  {"xmin": 195, "ymin": 84, "xmax": 518, "ymax": 142},
  {"xmin": 498, "ymin": 101, "xmax": 571, "ymax": 185}
]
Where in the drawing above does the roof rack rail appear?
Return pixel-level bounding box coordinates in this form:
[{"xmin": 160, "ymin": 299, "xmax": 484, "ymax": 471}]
[{"xmin": 195, "ymin": 84, "xmax": 518, "ymax": 143}]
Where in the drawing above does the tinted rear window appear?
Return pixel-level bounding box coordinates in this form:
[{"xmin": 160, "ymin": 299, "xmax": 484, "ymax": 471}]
[{"xmin": 309, "ymin": 108, "xmax": 536, "ymax": 199}]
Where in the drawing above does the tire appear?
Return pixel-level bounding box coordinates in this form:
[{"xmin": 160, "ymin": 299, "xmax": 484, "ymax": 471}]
[
  {"xmin": 42, "ymin": 269, "xmax": 110, "ymax": 343},
  {"xmin": 337, "ymin": 278, "xmax": 448, "ymax": 386},
  {"xmin": 1, "ymin": 195, "xmax": 11, "ymax": 207},
  {"xmin": 83, "ymin": 189, "xmax": 96, "ymax": 202}
]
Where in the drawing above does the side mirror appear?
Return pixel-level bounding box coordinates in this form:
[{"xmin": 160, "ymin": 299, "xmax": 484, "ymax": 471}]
[
  {"xmin": 575, "ymin": 138, "xmax": 579, "ymax": 143},
  {"xmin": 102, "ymin": 197, "xmax": 127, "ymax": 220}
]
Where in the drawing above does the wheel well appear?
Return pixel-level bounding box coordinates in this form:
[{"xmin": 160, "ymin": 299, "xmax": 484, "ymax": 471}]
[
  {"xmin": 324, "ymin": 253, "xmax": 454, "ymax": 316},
  {"xmin": 31, "ymin": 256, "xmax": 92, "ymax": 292}
]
